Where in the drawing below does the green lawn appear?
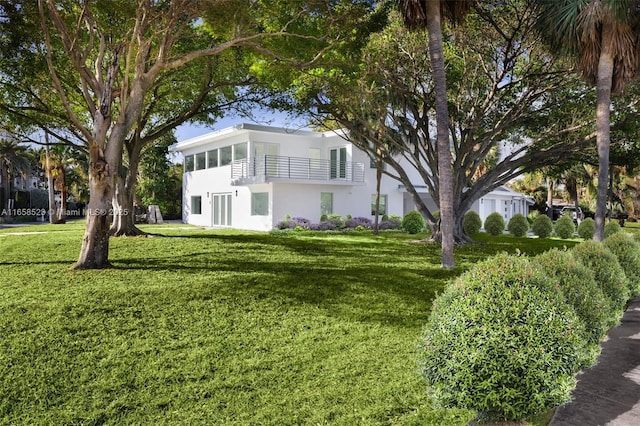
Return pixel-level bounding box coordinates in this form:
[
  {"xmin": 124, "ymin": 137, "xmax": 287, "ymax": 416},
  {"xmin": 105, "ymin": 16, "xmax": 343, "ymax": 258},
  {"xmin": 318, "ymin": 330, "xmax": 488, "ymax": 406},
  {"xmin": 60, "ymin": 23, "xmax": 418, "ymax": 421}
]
[{"xmin": 0, "ymin": 222, "xmax": 581, "ymax": 425}]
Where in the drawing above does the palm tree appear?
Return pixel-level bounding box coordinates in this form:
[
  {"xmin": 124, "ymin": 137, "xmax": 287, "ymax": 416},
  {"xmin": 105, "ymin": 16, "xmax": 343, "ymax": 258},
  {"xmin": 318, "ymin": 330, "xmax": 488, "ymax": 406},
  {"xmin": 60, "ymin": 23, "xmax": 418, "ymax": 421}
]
[
  {"xmin": 0, "ymin": 138, "xmax": 31, "ymax": 214},
  {"xmin": 530, "ymin": 0, "xmax": 640, "ymax": 240},
  {"xmin": 40, "ymin": 144, "xmax": 71, "ymax": 223},
  {"xmin": 397, "ymin": 0, "xmax": 475, "ymax": 268}
]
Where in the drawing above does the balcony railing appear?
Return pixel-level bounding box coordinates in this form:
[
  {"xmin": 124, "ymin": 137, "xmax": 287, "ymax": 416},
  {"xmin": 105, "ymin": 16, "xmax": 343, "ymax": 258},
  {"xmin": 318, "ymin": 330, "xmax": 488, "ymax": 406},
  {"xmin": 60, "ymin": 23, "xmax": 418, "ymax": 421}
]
[{"xmin": 231, "ymin": 155, "xmax": 365, "ymax": 184}]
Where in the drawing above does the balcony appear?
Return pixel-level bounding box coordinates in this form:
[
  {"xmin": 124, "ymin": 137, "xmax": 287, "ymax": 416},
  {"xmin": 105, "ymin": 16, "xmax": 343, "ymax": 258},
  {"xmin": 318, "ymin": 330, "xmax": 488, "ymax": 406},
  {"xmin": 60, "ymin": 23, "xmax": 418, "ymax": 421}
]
[{"xmin": 231, "ymin": 155, "xmax": 365, "ymax": 185}]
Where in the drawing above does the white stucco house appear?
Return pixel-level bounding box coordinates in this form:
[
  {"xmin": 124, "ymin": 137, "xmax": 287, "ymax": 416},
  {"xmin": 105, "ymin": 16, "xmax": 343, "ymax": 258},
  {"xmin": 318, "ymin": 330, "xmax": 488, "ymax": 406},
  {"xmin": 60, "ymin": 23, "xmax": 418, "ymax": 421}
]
[{"xmin": 170, "ymin": 123, "xmax": 532, "ymax": 231}]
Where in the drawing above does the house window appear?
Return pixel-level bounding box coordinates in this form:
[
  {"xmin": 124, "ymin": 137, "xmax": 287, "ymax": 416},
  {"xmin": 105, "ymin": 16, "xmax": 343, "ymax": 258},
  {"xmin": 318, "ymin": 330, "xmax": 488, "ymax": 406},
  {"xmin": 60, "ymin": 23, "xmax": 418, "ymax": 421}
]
[
  {"xmin": 370, "ymin": 157, "xmax": 386, "ymax": 170},
  {"xmin": 371, "ymin": 194, "xmax": 387, "ymax": 215},
  {"xmin": 251, "ymin": 192, "xmax": 269, "ymax": 216},
  {"xmin": 234, "ymin": 143, "xmax": 248, "ymax": 161},
  {"xmin": 220, "ymin": 146, "xmax": 232, "ymax": 166},
  {"xmin": 195, "ymin": 152, "xmax": 206, "ymax": 170},
  {"xmin": 191, "ymin": 196, "xmax": 202, "ymax": 214},
  {"xmin": 309, "ymin": 148, "xmax": 323, "ymax": 179},
  {"xmin": 207, "ymin": 149, "xmax": 218, "ymax": 168},
  {"xmin": 330, "ymin": 147, "xmax": 347, "ymax": 179},
  {"xmin": 184, "ymin": 155, "xmax": 194, "ymax": 172},
  {"xmin": 213, "ymin": 193, "xmax": 232, "ymax": 226},
  {"xmin": 321, "ymin": 192, "xmax": 333, "ymax": 216}
]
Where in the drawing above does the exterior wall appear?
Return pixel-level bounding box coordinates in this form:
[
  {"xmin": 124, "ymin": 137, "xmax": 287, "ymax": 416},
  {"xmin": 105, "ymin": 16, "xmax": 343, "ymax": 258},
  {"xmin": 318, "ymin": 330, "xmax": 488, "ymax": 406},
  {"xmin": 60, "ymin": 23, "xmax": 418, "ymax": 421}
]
[{"xmin": 174, "ymin": 124, "xmax": 530, "ymax": 231}]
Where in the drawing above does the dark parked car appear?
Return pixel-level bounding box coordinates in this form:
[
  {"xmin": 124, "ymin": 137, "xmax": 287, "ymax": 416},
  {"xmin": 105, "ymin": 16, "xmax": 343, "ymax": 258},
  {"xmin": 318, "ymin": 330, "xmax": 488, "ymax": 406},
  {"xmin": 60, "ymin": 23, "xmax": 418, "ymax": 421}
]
[
  {"xmin": 610, "ymin": 211, "xmax": 629, "ymax": 226},
  {"xmin": 545, "ymin": 206, "xmax": 563, "ymax": 221}
]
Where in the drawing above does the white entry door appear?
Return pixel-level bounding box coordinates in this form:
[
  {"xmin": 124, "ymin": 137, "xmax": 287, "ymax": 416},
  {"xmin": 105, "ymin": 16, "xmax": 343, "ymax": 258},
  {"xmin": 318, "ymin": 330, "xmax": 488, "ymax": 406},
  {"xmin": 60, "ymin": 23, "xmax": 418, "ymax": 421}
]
[{"xmin": 212, "ymin": 193, "xmax": 232, "ymax": 226}]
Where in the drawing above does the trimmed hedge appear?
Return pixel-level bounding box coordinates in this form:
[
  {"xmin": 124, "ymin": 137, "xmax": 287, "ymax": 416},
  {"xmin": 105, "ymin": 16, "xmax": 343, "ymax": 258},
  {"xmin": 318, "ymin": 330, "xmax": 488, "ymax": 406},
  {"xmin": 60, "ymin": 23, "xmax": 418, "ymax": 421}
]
[
  {"xmin": 483, "ymin": 212, "xmax": 505, "ymax": 236},
  {"xmin": 554, "ymin": 215, "xmax": 576, "ymax": 239},
  {"xmin": 604, "ymin": 221, "xmax": 622, "ymax": 238},
  {"xmin": 577, "ymin": 217, "xmax": 595, "ymax": 240},
  {"xmin": 463, "ymin": 210, "xmax": 482, "ymax": 236},
  {"xmin": 603, "ymin": 232, "xmax": 640, "ymax": 296},
  {"xmin": 535, "ymin": 249, "xmax": 611, "ymax": 355},
  {"xmin": 572, "ymin": 241, "xmax": 630, "ymax": 314},
  {"xmin": 531, "ymin": 214, "xmax": 553, "ymax": 238},
  {"xmin": 420, "ymin": 253, "xmax": 585, "ymax": 422},
  {"xmin": 402, "ymin": 210, "xmax": 425, "ymax": 234},
  {"xmin": 507, "ymin": 213, "xmax": 529, "ymax": 237}
]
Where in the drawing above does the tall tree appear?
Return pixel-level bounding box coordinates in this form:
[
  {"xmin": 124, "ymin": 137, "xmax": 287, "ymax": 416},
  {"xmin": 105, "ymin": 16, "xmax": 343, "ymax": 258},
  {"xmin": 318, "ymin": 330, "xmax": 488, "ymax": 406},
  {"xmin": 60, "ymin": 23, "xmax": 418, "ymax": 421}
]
[
  {"xmin": 300, "ymin": 2, "xmax": 608, "ymax": 243},
  {"xmin": 40, "ymin": 143, "xmax": 74, "ymax": 223},
  {"xmin": 136, "ymin": 132, "xmax": 182, "ymax": 220},
  {"xmin": 30, "ymin": 0, "xmax": 371, "ymax": 268},
  {"xmin": 0, "ymin": 138, "xmax": 30, "ymax": 213},
  {"xmin": 530, "ymin": 0, "xmax": 640, "ymax": 240},
  {"xmin": 396, "ymin": 1, "xmax": 475, "ymax": 268}
]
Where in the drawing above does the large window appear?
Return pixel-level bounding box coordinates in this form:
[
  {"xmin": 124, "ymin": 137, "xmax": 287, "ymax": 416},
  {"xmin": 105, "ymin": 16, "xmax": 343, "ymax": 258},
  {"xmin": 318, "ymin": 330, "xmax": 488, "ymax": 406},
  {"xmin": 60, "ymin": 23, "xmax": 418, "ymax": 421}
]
[
  {"xmin": 330, "ymin": 147, "xmax": 347, "ymax": 179},
  {"xmin": 195, "ymin": 152, "xmax": 206, "ymax": 170},
  {"xmin": 191, "ymin": 196, "xmax": 202, "ymax": 214},
  {"xmin": 370, "ymin": 157, "xmax": 386, "ymax": 170},
  {"xmin": 213, "ymin": 193, "xmax": 232, "ymax": 226},
  {"xmin": 321, "ymin": 192, "xmax": 333, "ymax": 216},
  {"xmin": 251, "ymin": 192, "xmax": 269, "ymax": 216},
  {"xmin": 371, "ymin": 194, "xmax": 387, "ymax": 216},
  {"xmin": 207, "ymin": 149, "xmax": 218, "ymax": 168},
  {"xmin": 184, "ymin": 155, "xmax": 194, "ymax": 172},
  {"xmin": 220, "ymin": 146, "xmax": 233, "ymax": 166},
  {"xmin": 234, "ymin": 143, "xmax": 247, "ymax": 161}
]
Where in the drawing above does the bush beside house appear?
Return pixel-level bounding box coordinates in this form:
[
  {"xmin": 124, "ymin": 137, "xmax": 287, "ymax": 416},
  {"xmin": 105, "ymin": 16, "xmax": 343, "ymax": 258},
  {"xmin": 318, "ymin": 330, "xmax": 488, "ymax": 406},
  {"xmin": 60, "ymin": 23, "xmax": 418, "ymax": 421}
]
[
  {"xmin": 483, "ymin": 212, "xmax": 505, "ymax": 236},
  {"xmin": 463, "ymin": 211, "xmax": 482, "ymax": 236},
  {"xmin": 554, "ymin": 215, "xmax": 576, "ymax": 239},
  {"xmin": 604, "ymin": 221, "xmax": 622, "ymax": 238},
  {"xmin": 401, "ymin": 210, "xmax": 426, "ymax": 234},
  {"xmin": 577, "ymin": 218, "xmax": 595, "ymax": 240},
  {"xmin": 531, "ymin": 214, "xmax": 553, "ymax": 238},
  {"xmin": 507, "ymin": 213, "xmax": 529, "ymax": 237}
]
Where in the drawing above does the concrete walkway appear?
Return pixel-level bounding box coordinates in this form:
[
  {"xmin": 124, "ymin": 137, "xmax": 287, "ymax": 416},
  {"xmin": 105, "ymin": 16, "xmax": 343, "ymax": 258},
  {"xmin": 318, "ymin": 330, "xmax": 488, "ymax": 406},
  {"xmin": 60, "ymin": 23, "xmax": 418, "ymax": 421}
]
[{"xmin": 549, "ymin": 296, "xmax": 640, "ymax": 426}]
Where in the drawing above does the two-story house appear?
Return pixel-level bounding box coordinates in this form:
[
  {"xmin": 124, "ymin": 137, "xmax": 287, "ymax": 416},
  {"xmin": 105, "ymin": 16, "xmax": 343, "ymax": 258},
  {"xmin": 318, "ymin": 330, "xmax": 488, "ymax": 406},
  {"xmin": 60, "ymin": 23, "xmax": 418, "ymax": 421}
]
[{"xmin": 171, "ymin": 123, "xmax": 531, "ymax": 231}]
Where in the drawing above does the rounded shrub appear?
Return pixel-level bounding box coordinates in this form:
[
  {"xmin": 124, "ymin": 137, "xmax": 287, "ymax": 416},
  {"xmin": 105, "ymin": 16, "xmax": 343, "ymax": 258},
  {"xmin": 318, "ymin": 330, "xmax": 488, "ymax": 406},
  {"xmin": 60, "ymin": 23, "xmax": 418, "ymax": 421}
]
[
  {"xmin": 604, "ymin": 220, "xmax": 622, "ymax": 238},
  {"xmin": 531, "ymin": 214, "xmax": 553, "ymax": 238},
  {"xmin": 535, "ymin": 249, "xmax": 611, "ymax": 355},
  {"xmin": 577, "ymin": 217, "xmax": 595, "ymax": 240},
  {"xmin": 463, "ymin": 210, "xmax": 482, "ymax": 236},
  {"xmin": 402, "ymin": 210, "xmax": 425, "ymax": 234},
  {"xmin": 603, "ymin": 232, "xmax": 640, "ymax": 296},
  {"xmin": 554, "ymin": 215, "xmax": 576, "ymax": 239},
  {"xmin": 507, "ymin": 213, "xmax": 530, "ymax": 237},
  {"xmin": 420, "ymin": 253, "xmax": 584, "ymax": 422},
  {"xmin": 572, "ymin": 241, "xmax": 630, "ymax": 315},
  {"xmin": 483, "ymin": 212, "xmax": 505, "ymax": 236}
]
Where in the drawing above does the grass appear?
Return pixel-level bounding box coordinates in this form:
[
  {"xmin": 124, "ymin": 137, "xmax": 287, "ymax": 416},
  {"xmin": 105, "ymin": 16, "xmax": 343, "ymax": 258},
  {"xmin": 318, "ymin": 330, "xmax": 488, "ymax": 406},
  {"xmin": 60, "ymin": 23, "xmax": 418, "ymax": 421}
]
[{"xmin": 0, "ymin": 222, "xmax": 580, "ymax": 425}]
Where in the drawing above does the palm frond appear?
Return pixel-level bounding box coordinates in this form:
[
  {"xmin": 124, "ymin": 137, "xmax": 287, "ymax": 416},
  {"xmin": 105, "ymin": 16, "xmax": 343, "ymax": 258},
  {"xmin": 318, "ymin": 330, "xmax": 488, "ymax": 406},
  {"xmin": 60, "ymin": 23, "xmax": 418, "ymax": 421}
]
[{"xmin": 396, "ymin": 0, "xmax": 475, "ymax": 29}]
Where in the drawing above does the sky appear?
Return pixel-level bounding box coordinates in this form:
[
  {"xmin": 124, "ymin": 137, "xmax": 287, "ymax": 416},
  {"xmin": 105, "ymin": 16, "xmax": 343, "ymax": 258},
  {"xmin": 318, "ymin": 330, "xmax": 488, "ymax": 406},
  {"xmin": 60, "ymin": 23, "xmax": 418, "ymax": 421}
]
[{"xmin": 174, "ymin": 109, "xmax": 310, "ymax": 143}]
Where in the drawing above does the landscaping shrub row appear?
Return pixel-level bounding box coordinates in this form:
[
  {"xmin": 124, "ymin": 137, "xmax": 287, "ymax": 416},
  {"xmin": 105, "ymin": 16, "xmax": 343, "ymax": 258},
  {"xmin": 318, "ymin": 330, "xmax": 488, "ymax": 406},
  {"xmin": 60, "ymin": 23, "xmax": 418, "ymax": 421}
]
[
  {"xmin": 276, "ymin": 214, "xmax": 401, "ymax": 231},
  {"xmin": 276, "ymin": 210, "xmax": 429, "ymax": 234},
  {"xmin": 464, "ymin": 210, "xmax": 626, "ymax": 240},
  {"xmin": 419, "ymin": 231, "xmax": 640, "ymax": 423}
]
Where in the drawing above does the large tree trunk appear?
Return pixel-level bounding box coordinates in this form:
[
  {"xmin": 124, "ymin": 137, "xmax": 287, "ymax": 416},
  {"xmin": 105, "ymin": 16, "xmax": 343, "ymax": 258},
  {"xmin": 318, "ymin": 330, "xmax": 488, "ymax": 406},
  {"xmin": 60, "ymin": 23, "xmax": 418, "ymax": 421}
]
[
  {"xmin": 546, "ymin": 177, "xmax": 554, "ymax": 219},
  {"xmin": 75, "ymin": 142, "xmax": 113, "ymax": 269},
  {"xmin": 426, "ymin": 0, "xmax": 455, "ymax": 269},
  {"xmin": 110, "ymin": 156, "xmax": 145, "ymax": 237},
  {"xmin": 594, "ymin": 23, "xmax": 614, "ymax": 242},
  {"xmin": 110, "ymin": 123, "xmax": 146, "ymax": 237}
]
